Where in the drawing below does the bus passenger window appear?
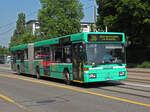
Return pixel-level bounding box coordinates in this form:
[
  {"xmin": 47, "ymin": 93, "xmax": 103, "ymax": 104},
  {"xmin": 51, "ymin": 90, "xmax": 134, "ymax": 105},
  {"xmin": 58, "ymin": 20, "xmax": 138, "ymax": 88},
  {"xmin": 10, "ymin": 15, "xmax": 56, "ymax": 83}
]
[
  {"xmin": 63, "ymin": 46, "xmax": 71, "ymax": 63},
  {"xmin": 54, "ymin": 47, "xmax": 62, "ymax": 63},
  {"xmin": 34, "ymin": 47, "xmax": 50, "ymax": 60},
  {"xmin": 34, "ymin": 47, "xmax": 41, "ymax": 59},
  {"xmin": 24, "ymin": 49, "xmax": 28, "ymax": 60},
  {"xmin": 65, "ymin": 56, "xmax": 71, "ymax": 63}
]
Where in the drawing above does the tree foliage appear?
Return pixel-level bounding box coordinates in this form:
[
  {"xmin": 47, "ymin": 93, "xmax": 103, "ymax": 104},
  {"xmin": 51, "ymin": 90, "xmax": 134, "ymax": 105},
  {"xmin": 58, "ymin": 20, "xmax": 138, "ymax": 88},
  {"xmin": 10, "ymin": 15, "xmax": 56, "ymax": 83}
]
[
  {"xmin": 9, "ymin": 13, "xmax": 26, "ymax": 47},
  {"xmin": 96, "ymin": 0, "xmax": 150, "ymax": 47},
  {"xmin": 38, "ymin": 0, "xmax": 84, "ymax": 39},
  {"xmin": 0, "ymin": 46, "xmax": 9, "ymax": 55},
  {"xmin": 9, "ymin": 13, "xmax": 37, "ymax": 48}
]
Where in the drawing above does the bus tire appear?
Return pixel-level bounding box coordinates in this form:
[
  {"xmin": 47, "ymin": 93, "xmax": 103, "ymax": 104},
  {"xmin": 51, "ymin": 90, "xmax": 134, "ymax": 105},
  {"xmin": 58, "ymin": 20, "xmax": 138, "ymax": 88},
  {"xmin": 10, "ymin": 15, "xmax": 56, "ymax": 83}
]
[
  {"xmin": 36, "ymin": 66, "xmax": 40, "ymax": 79},
  {"xmin": 64, "ymin": 70, "xmax": 71, "ymax": 85},
  {"xmin": 17, "ymin": 65, "xmax": 21, "ymax": 75}
]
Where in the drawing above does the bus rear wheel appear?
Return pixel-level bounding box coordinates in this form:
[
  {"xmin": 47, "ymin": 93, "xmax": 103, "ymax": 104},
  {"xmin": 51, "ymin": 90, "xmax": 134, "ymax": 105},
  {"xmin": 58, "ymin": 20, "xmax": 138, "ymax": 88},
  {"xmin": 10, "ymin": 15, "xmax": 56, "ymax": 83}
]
[
  {"xmin": 17, "ymin": 66, "xmax": 21, "ymax": 75},
  {"xmin": 36, "ymin": 66, "xmax": 40, "ymax": 79},
  {"xmin": 64, "ymin": 70, "xmax": 71, "ymax": 85}
]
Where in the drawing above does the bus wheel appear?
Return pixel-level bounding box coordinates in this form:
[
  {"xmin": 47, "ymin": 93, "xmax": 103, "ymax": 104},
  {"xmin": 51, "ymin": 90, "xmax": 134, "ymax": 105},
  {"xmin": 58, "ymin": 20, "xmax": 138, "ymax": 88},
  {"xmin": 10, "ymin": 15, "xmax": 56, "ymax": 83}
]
[
  {"xmin": 64, "ymin": 70, "xmax": 71, "ymax": 85},
  {"xmin": 17, "ymin": 66, "xmax": 21, "ymax": 75},
  {"xmin": 36, "ymin": 66, "xmax": 40, "ymax": 79}
]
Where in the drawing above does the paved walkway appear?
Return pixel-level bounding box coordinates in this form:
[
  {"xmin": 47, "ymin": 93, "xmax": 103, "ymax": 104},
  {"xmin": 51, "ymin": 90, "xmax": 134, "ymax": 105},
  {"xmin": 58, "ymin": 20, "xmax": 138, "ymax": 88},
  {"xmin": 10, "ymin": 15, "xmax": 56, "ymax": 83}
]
[
  {"xmin": 127, "ymin": 68, "xmax": 150, "ymax": 73},
  {"xmin": 0, "ymin": 64, "xmax": 10, "ymax": 67},
  {"xmin": 0, "ymin": 64, "xmax": 11, "ymax": 70}
]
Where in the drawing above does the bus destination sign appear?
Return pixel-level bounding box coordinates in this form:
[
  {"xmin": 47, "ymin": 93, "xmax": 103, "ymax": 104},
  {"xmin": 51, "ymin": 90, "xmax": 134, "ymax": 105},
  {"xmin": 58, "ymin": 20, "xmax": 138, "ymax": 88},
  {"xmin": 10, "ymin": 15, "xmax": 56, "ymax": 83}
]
[{"xmin": 88, "ymin": 34, "xmax": 122, "ymax": 42}]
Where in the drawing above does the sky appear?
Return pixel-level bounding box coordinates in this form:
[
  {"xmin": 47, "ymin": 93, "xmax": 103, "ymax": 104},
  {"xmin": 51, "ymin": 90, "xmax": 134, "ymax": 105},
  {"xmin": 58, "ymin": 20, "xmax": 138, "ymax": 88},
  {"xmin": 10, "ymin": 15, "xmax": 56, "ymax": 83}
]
[{"xmin": 0, "ymin": 0, "xmax": 96, "ymax": 47}]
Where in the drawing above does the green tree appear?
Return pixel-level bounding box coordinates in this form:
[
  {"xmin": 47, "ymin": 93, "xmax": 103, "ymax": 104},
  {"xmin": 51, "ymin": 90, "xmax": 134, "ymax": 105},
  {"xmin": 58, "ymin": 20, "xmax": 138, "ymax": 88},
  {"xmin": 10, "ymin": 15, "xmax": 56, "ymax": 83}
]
[
  {"xmin": 0, "ymin": 46, "xmax": 9, "ymax": 55},
  {"xmin": 96, "ymin": 0, "xmax": 105, "ymax": 31},
  {"xmin": 96, "ymin": 0, "xmax": 150, "ymax": 47},
  {"xmin": 90, "ymin": 24, "xmax": 95, "ymax": 32},
  {"xmin": 38, "ymin": 0, "xmax": 84, "ymax": 39},
  {"xmin": 9, "ymin": 13, "xmax": 26, "ymax": 47},
  {"xmin": 9, "ymin": 13, "xmax": 39, "ymax": 48},
  {"xmin": 19, "ymin": 33, "xmax": 37, "ymax": 44}
]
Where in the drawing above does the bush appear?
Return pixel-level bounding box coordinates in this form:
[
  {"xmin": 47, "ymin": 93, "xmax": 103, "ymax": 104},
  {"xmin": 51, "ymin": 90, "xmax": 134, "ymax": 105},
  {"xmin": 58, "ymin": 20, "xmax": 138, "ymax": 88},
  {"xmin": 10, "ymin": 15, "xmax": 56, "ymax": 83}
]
[{"xmin": 137, "ymin": 61, "xmax": 150, "ymax": 68}]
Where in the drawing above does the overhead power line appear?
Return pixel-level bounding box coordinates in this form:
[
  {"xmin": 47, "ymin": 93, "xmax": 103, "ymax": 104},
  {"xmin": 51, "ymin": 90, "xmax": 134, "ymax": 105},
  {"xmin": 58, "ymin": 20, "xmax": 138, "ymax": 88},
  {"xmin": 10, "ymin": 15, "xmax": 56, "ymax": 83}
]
[
  {"xmin": 0, "ymin": 10, "xmax": 38, "ymax": 36},
  {"xmin": 0, "ymin": 6, "xmax": 93, "ymax": 35},
  {"xmin": 26, "ymin": 10, "xmax": 38, "ymax": 17},
  {"xmin": 0, "ymin": 10, "xmax": 38, "ymax": 30},
  {"xmin": 84, "ymin": 5, "xmax": 94, "ymax": 10},
  {"xmin": 0, "ymin": 26, "xmax": 15, "ymax": 35},
  {"xmin": 0, "ymin": 22, "xmax": 15, "ymax": 30}
]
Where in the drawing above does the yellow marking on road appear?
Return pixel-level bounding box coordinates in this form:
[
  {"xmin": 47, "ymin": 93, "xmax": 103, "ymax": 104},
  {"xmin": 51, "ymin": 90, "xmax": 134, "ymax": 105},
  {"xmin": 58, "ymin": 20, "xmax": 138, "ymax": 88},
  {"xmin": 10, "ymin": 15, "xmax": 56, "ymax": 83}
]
[
  {"xmin": 0, "ymin": 94, "xmax": 14, "ymax": 103},
  {"xmin": 0, "ymin": 93, "xmax": 33, "ymax": 112},
  {"xmin": 0, "ymin": 73, "xmax": 150, "ymax": 108}
]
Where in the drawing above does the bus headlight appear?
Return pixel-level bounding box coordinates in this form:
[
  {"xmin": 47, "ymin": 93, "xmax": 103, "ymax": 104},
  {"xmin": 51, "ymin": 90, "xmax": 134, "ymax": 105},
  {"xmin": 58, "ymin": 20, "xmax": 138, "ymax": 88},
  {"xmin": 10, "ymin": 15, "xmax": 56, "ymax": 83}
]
[
  {"xmin": 89, "ymin": 74, "xmax": 96, "ymax": 78},
  {"xmin": 119, "ymin": 72, "xmax": 125, "ymax": 76}
]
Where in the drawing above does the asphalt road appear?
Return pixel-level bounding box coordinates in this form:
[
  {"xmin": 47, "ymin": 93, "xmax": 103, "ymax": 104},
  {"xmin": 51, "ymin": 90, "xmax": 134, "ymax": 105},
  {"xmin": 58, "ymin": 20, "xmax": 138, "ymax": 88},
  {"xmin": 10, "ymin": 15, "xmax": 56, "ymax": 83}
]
[{"xmin": 0, "ymin": 64, "xmax": 150, "ymax": 112}]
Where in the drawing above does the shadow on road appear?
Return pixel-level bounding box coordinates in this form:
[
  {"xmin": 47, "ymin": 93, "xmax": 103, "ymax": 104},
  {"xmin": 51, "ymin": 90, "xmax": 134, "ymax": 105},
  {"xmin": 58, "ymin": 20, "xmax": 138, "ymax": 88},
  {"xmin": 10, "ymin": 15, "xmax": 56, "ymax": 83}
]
[{"xmin": 14, "ymin": 73, "xmax": 125, "ymax": 89}]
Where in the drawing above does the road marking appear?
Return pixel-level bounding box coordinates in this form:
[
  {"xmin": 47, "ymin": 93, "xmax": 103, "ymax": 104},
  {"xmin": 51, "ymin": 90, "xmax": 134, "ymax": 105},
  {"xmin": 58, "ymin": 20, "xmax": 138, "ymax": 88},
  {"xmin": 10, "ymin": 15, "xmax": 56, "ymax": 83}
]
[
  {"xmin": 0, "ymin": 93, "xmax": 33, "ymax": 112},
  {"xmin": 123, "ymin": 82, "xmax": 150, "ymax": 88},
  {"xmin": 0, "ymin": 94, "xmax": 14, "ymax": 103},
  {"xmin": 0, "ymin": 73, "xmax": 150, "ymax": 108}
]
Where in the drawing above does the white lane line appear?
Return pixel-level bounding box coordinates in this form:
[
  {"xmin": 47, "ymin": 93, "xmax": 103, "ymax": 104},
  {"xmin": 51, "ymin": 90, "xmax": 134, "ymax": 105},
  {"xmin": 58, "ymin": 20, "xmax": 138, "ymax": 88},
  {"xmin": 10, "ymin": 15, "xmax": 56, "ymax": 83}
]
[{"xmin": 123, "ymin": 82, "xmax": 150, "ymax": 88}]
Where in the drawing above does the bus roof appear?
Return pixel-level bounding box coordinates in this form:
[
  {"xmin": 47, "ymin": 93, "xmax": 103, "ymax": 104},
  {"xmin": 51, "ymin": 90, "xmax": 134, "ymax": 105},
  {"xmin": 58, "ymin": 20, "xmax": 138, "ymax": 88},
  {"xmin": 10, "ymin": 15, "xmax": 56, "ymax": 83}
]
[
  {"xmin": 11, "ymin": 44, "xmax": 28, "ymax": 51},
  {"xmin": 10, "ymin": 32, "xmax": 125, "ymax": 51},
  {"xmin": 34, "ymin": 33, "xmax": 84, "ymax": 47}
]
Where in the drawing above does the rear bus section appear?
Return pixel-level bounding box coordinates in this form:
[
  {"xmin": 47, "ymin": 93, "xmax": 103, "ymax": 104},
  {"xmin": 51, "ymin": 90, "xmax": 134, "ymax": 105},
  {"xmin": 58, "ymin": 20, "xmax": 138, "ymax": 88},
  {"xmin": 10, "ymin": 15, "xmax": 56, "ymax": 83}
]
[
  {"xmin": 83, "ymin": 65, "xmax": 127, "ymax": 83},
  {"xmin": 10, "ymin": 44, "xmax": 29, "ymax": 74}
]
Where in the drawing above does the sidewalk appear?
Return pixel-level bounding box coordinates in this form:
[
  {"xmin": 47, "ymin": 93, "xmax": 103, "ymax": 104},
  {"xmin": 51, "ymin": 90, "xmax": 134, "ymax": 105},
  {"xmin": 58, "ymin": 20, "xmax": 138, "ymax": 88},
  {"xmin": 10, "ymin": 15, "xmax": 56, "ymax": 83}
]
[
  {"xmin": 0, "ymin": 64, "xmax": 10, "ymax": 67},
  {"xmin": 0, "ymin": 64, "xmax": 11, "ymax": 70},
  {"xmin": 127, "ymin": 68, "xmax": 150, "ymax": 73}
]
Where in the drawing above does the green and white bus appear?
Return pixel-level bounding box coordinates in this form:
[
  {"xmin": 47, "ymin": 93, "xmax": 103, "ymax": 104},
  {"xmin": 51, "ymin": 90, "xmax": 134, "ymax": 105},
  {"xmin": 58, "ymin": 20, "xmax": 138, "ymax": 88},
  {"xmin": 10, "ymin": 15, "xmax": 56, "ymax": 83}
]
[{"xmin": 11, "ymin": 32, "xmax": 127, "ymax": 84}]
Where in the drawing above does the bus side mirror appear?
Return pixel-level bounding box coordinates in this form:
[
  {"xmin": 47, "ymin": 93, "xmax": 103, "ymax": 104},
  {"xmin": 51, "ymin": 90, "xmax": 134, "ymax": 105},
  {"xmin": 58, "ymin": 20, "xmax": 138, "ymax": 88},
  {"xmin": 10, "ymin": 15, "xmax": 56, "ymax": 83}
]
[
  {"xmin": 125, "ymin": 40, "xmax": 131, "ymax": 47},
  {"xmin": 125, "ymin": 41, "xmax": 128, "ymax": 47},
  {"xmin": 82, "ymin": 41, "xmax": 85, "ymax": 45}
]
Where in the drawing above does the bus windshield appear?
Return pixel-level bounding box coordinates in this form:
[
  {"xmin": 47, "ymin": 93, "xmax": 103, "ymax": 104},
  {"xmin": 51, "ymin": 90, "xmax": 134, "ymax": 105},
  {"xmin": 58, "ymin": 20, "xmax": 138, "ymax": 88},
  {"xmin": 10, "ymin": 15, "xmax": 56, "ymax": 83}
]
[{"xmin": 85, "ymin": 43, "xmax": 125, "ymax": 65}]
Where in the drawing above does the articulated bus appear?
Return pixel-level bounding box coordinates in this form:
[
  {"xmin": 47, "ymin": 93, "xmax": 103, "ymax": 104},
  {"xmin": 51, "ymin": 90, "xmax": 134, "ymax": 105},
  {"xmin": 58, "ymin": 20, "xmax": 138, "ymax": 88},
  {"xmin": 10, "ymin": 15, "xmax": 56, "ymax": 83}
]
[{"xmin": 11, "ymin": 32, "xmax": 127, "ymax": 84}]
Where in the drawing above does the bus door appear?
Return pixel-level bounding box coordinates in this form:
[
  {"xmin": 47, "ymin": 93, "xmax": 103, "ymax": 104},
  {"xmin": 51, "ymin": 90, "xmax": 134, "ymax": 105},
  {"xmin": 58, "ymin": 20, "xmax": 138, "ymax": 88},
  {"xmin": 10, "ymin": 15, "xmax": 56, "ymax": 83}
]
[
  {"xmin": 12, "ymin": 52, "xmax": 17, "ymax": 71},
  {"xmin": 43, "ymin": 47, "xmax": 50, "ymax": 76},
  {"xmin": 43, "ymin": 56, "xmax": 50, "ymax": 76},
  {"xmin": 72, "ymin": 44, "xmax": 84, "ymax": 81},
  {"xmin": 20, "ymin": 50, "xmax": 25, "ymax": 73}
]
